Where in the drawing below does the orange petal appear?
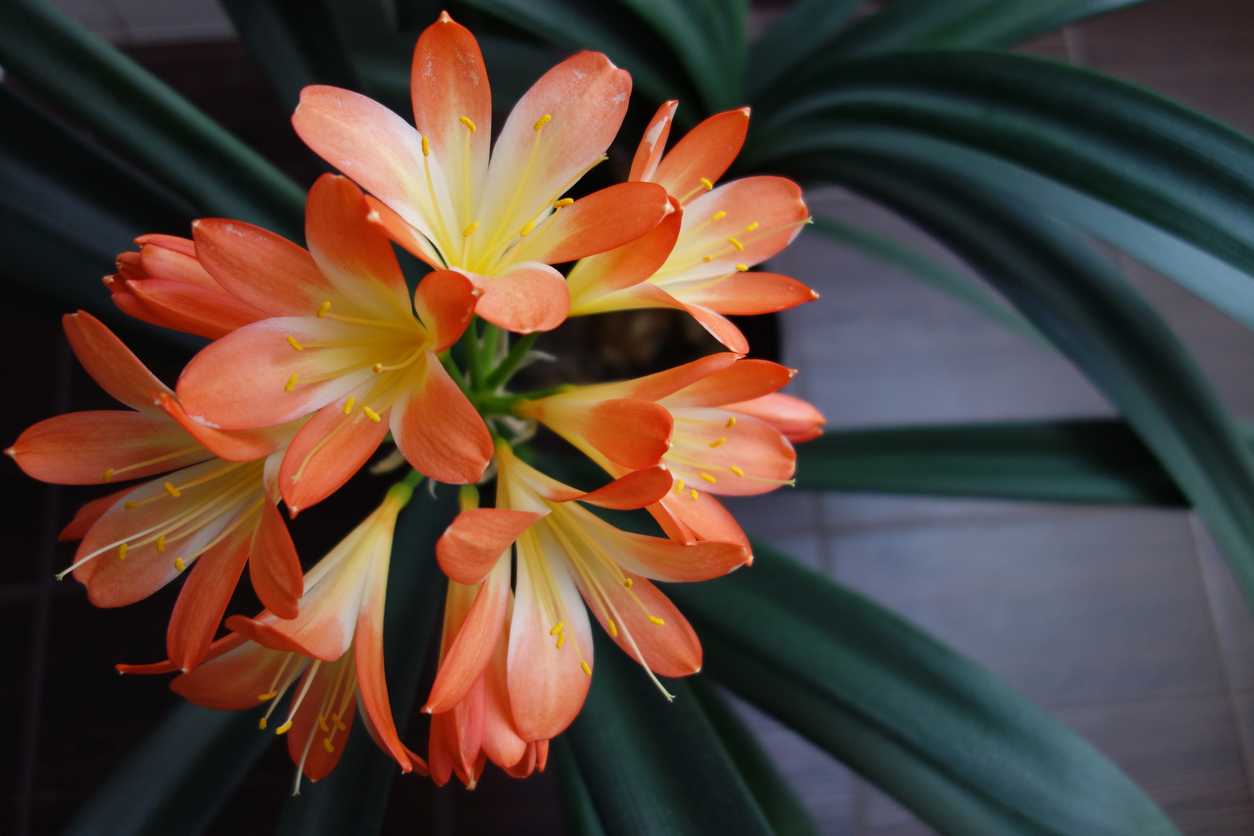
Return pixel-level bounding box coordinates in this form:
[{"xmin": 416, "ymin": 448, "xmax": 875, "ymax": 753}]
[
  {"xmin": 481, "ymin": 610, "xmax": 528, "ymax": 769},
  {"xmin": 501, "ymin": 742, "xmax": 538, "ymax": 779},
  {"xmin": 574, "ymin": 506, "xmax": 748, "ymax": 581},
  {"xmin": 364, "ymin": 196, "xmax": 444, "ymax": 270},
  {"xmin": 574, "ymin": 465, "xmax": 673, "ymax": 510},
  {"xmin": 650, "ymin": 491, "xmax": 751, "ymax": 553},
  {"xmin": 462, "ymin": 262, "xmax": 569, "ymax": 334},
  {"xmin": 288, "ymin": 662, "xmax": 357, "ymax": 782},
  {"xmin": 662, "ymin": 359, "xmax": 794, "ymax": 409},
  {"xmin": 193, "ymin": 217, "xmax": 340, "ymax": 317},
  {"xmin": 437, "ymin": 509, "xmax": 540, "ymax": 586},
  {"xmin": 355, "ymin": 548, "xmax": 415, "ymax": 772},
  {"xmin": 669, "ymin": 176, "xmax": 808, "ymax": 280},
  {"xmin": 138, "ymin": 241, "xmax": 221, "ymax": 291},
  {"xmin": 135, "ymin": 233, "xmax": 197, "ymax": 258},
  {"xmin": 279, "ymin": 398, "xmax": 390, "ymax": 516},
  {"xmin": 156, "ymin": 392, "xmax": 302, "ymax": 463},
  {"xmin": 59, "ymin": 488, "xmax": 131, "ymax": 542},
  {"xmin": 248, "ymin": 500, "xmax": 302, "ymax": 620},
  {"xmin": 556, "ymin": 352, "xmax": 738, "ymax": 404},
  {"xmin": 678, "ymin": 270, "xmax": 818, "ymax": 315},
  {"xmin": 581, "ymin": 570, "xmax": 702, "ymax": 678},
  {"xmin": 413, "ymin": 269, "xmax": 477, "ymax": 353},
  {"xmin": 682, "ymin": 302, "xmax": 749, "ymax": 355},
  {"xmin": 429, "ymin": 710, "xmax": 455, "ymax": 787},
  {"xmin": 725, "ymin": 393, "xmax": 826, "ymax": 443},
  {"xmin": 666, "ymin": 410, "xmax": 795, "ymax": 497},
  {"xmin": 170, "ymin": 637, "xmax": 298, "ymax": 710},
  {"xmin": 63, "ymin": 311, "xmax": 173, "ymax": 414},
  {"xmin": 108, "ymin": 280, "xmax": 181, "ymax": 332},
  {"xmin": 390, "ymin": 351, "xmax": 492, "ymax": 484},
  {"xmin": 567, "ymin": 197, "xmax": 682, "ymax": 312},
  {"xmin": 519, "ymin": 396, "xmax": 672, "ymax": 470},
  {"xmin": 8, "ymin": 411, "xmax": 208, "ymax": 486},
  {"xmin": 629, "ymin": 100, "xmax": 677, "ymax": 183},
  {"xmin": 443, "ymin": 676, "xmax": 486, "ymax": 787},
  {"xmin": 411, "ymin": 11, "xmax": 491, "ymax": 226},
  {"xmin": 652, "ymin": 108, "xmax": 750, "ymax": 203},
  {"xmin": 524, "ymin": 182, "xmax": 671, "ymax": 265},
  {"xmin": 126, "ymin": 278, "xmax": 266, "ymax": 339},
  {"xmin": 166, "ymin": 521, "xmax": 255, "ymax": 672}
]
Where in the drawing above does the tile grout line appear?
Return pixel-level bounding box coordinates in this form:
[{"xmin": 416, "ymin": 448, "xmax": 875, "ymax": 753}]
[
  {"xmin": 1188, "ymin": 513, "xmax": 1254, "ymax": 813},
  {"xmin": 15, "ymin": 334, "xmax": 73, "ymax": 836}
]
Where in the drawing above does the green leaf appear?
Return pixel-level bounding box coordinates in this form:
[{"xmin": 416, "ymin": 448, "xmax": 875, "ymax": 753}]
[
  {"xmin": 823, "ymin": 0, "xmax": 1150, "ymax": 60},
  {"xmin": 669, "ymin": 543, "xmax": 1181, "ymax": 836},
  {"xmin": 62, "ymin": 702, "xmax": 270, "ymax": 836},
  {"xmin": 0, "ymin": 0, "xmax": 305, "ymax": 239},
  {"xmin": 564, "ymin": 629, "xmax": 776, "ymax": 836},
  {"xmin": 275, "ymin": 484, "xmax": 457, "ymax": 835},
  {"xmin": 218, "ymin": 0, "xmax": 325, "ymax": 111},
  {"xmin": 746, "ymin": 0, "xmax": 862, "ymax": 101},
  {"xmin": 795, "ymin": 419, "xmax": 1187, "ymax": 505},
  {"xmin": 810, "ymin": 214, "xmax": 1049, "ymax": 346},
  {"xmin": 751, "ymin": 51, "xmax": 1254, "ymax": 330},
  {"xmin": 808, "ymin": 149, "xmax": 1254, "ymax": 613},
  {"xmin": 553, "ymin": 737, "xmax": 609, "ymax": 836},
  {"xmin": 686, "ymin": 677, "xmax": 822, "ymax": 836}
]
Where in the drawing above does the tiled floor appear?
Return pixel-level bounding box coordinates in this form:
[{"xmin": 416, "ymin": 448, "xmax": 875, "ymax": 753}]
[{"xmin": 719, "ymin": 2, "xmax": 1254, "ymax": 833}]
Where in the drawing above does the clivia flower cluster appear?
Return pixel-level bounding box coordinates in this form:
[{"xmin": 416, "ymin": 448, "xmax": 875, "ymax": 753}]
[{"xmin": 7, "ymin": 13, "xmax": 824, "ymax": 793}]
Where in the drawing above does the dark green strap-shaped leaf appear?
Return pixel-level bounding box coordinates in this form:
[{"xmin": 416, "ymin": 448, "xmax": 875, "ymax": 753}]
[
  {"xmin": 750, "ymin": 52, "xmax": 1254, "ymax": 330},
  {"xmin": 0, "ymin": 0, "xmax": 305, "ymax": 239},
  {"xmin": 686, "ymin": 677, "xmax": 822, "ymax": 836},
  {"xmin": 62, "ymin": 703, "xmax": 270, "ymax": 836},
  {"xmin": 746, "ymin": 0, "xmax": 862, "ymax": 101},
  {"xmin": 219, "ymin": 0, "xmax": 326, "ymax": 112},
  {"xmin": 808, "ymin": 150, "xmax": 1254, "ymax": 613},
  {"xmin": 822, "ymin": 0, "xmax": 1150, "ymax": 61},
  {"xmin": 564, "ymin": 629, "xmax": 776, "ymax": 836},
  {"xmin": 668, "ymin": 543, "xmax": 1181, "ymax": 836},
  {"xmin": 795, "ymin": 420, "xmax": 1187, "ymax": 505},
  {"xmin": 554, "ymin": 737, "xmax": 609, "ymax": 836},
  {"xmin": 810, "ymin": 214, "xmax": 1048, "ymax": 346},
  {"xmin": 275, "ymin": 486, "xmax": 458, "ymax": 835}
]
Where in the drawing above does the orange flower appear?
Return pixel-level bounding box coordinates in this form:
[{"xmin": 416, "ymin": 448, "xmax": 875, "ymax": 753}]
[
  {"xmin": 291, "ymin": 12, "xmax": 671, "ymax": 334},
  {"xmin": 567, "ymin": 102, "xmax": 817, "ymax": 353},
  {"xmin": 106, "ymin": 234, "xmax": 268, "ymax": 338},
  {"xmin": 518, "ymin": 354, "xmax": 821, "ymax": 550},
  {"xmin": 430, "ymin": 443, "xmax": 747, "ymax": 744},
  {"xmin": 174, "ymin": 173, "xmax": 493, "ymax": 490},
  {"xmin": 6, "ymin": 311, "xmax": 305, "ymax": 671}
]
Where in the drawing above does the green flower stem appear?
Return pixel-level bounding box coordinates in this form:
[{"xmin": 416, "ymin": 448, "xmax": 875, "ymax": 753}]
[
  {"xmin": 387, "ymin": 469, "xmax": 425, "ymax": 506},
  {"xmin": 481, "ymin": 323, "xmax": 500, "ymax": 372},
  {"xmin": 463, "ymin": 318, "xmax": 485, "ymax": 391},
  {"xmin": 438, "ymin": 350, "xmax": 468, "ymax": 393},
  {"xmin": 486, "ymin": 333, "xmax": 538, "ymax": 390}
]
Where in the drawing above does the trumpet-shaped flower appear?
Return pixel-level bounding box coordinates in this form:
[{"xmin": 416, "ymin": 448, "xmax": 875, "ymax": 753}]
[
  {"xmin": 518, "ymin": 354, "xmax": 815, "ymax": 550},
  {"xmin": 292, "ymin": 12, "xmax": 671, "ymax": 334},
  {"xmin": 567, "ymin": 102, "xmax": 816, "ymax": 353},
  {"xmin": 6, "ymin": 311, "xmax": 305, "ymax": 670},
  {"xmin": 431, "ymin": 443, "xmax": 748, "ymax": 743},
  {"xmin": 106, "ymin": 234, "xmax": 268, "ymax": 338},
  {"xmin": 175, "ymin": 174, "xmax": 493, "ymax": 490}
]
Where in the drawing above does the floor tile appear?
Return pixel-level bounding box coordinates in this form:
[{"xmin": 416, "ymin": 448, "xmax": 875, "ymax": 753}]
[{"xmin": 1193, "ymin": 519, "xmax": 1254, "ymax": 693}]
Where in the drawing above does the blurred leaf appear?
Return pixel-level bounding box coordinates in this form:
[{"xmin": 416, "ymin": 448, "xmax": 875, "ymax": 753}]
[
  {"xmin": 275, "ymin": 485, "xmax": 457, "ymax": 835},
  {"xmin": 811, "ymin": 149, "xmax": 1254, "ymax": 613},
  {"xmin": 62, "ymin": 702, "xmax": 270, "ymax": 836},
  {"xmin": 747, "ymin": 0, "xmax": 862, "ymax": 101},
  {"xmin": 564, "ymin": 629, "xmax": 776, "ymax": 836},
  {"xmin": 553, "ymin": 737, "xmax": 609, "ymax": 836},
  {"xmin": 218, "ymin": 0, "xmax": 325, "ymax": 111},
  {"xmin": 823, "ymin": 0, "xmax": 1151, "ymax": 60},
  {"xmin": 0, "ymin": 0, "xmax": 305, "ymax": 239},
  {"xmin": 687, "ymin": 677, "xmax": 821, "ymax": 836},
  {"xmin": 669, "ymin": 543, "xmax": 1181, "ymax": 836},
  {"xmin": 810, "ymin": 214, "xmax": 1049, "ymax": 346},
  {"xmin": 795, "ymin": 419, "xmax": 1187, "ymax": 505}
]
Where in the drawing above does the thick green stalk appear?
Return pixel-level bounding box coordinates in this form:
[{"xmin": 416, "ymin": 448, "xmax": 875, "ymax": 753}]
[
  {"xmin": 464, "ymin": 318, "xmax": 486, "ymax": 391},
  {"xmin": 485, "ymin": 332, "xmax": 538, "ymax": 390}
]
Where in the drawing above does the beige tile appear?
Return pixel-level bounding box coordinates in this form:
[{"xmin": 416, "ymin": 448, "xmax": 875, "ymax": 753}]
[{"xmin": 1193, "ymin": 519, "xmax": 1254, "ymax": 691}]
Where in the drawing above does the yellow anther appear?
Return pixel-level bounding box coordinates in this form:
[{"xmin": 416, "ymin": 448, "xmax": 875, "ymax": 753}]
[
  {"xmin": 726, "ymin": 416, "xmax": 737, "ymax": 428},
  {"xmin": 711, "ymin": 210, "xmax": 726, "ymax": 221},
  {"xmin": 727, "ymin": 236, "xmax": 744, "ymax": 251},
  {"xmin": 700, "ymin": 472, "xmax": 716, "ymax": 484},
  {"xmin": 318, "ymin": 714, "xmax": 330, "ymax": 732},
  {"xmin": 607, "ymin": 619, "xmax": 618, "ymax": 637},
  {"xmin": 534, "ymin": 114, "xmax": 552, "ymax": 131},
  {"xmin": 647, "ymin": 616, "xmax": 665, "ymax": 626},
  {"xmin": 118, "ymin": 543, "xmax": 128, "ymax": 560},
  {"xmin": 730, "ymin": 466, "xmax": 745, "ymax": 477},
  {"xmin": 124, "ymin": 502, "xmax": 139, "ymax": 510},
  {"xmin": 275, "ymin": 719, "xmax": 293, "ymax": 735},
  {"xmin": 676, "ymin": 479, "xmax": 685, "ymax": 491},
  {"xmin": 699, "ymin": 177, "xmax": 713, "ymax": 191},
  {"xmin": 702, "ymin": 254, "xmax": 714, "ymax": 263},
  {"xmin": 580, "ymin": 661, "xmax": 592, "ymax": 676},
  {"xmin": 316, "ymin": 301, "xmax": 331, "ymax": 318},
  {"xmin": 735, "ymin": 264, "xmax": 748, "ymax": 272},
  {"xmin": 285, "ymin": 374, "xmax": 297, "ymax": 393},
  {"xmin": 323, "ymin": 738, "xmax": 334, "ymax": 753},
  {"xmin": 174, "ymin": 558, "xmax": 185, "ymax": 572},
  {"xmin": 156, "ymin": 535, "xmax": 166, "ymax": 552},
  {"xmin": 462, "ymin": 221, "xmax": 480, "ymax": 237},
  {"xmin": 556, "ymin": 632, "xmax": 565, "ymax": 649},
  {"xmin": 331, "ymin": 713, "xmax": 346, "ymax": 730},
  {"xmin": 343, "ymin": 397, "xmax": 355, "ymax": 415},
  {"xmin": 459, "ymin": 115, "xmax": 477, "ymax": 132},
  {"xmin": 690, "ymin": 489, "xmax": 699, "ymax": 500},
  {"xmin": 363, "ymin": 406, "xmax": 381, "ymax": 423},
  {"xmin": 745, "ymin": 222, "xmax": 760, "ymax": 232},
  {"xmin": 258, "ymin": 717, "xmax": 268, "ymax": 730},
  {"xmin": 553, "ymin": 198, "xmax": 574, "ymax": 207},
  {"xmin": 422, "ymin": 135, "xmax": 430, "ymax": 157},
  {"xmin": 623, "ymin": 578, "xmax": 633, "ymax": 589},
  {"xmin": 372, "ymin": 363, "xmax": 383, "ymax": 373},
  {"xmin": 520, "ymin": 220, "xmax": 536, "ymax": 236},
  {"xmin": 164, "ymin": 481, "xmax": 182, "ymax": 498},
  {"xmin": 258, "ymin": 690, "xmax": 279, "ymax": 701},
  {"xmin": 102, "ymin": 469, "xmax": 115, "ymax": 483},
  {"xmin": 549, "ymin": 622, "xmax": 565, "ymax": 636},
  {"xmin": 286, "ymin": 335, "xmax": 303, "ymax": 351},
  {"xmin": 710, "ymin": 437, "xmax": 726, "ymax": 448}
]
